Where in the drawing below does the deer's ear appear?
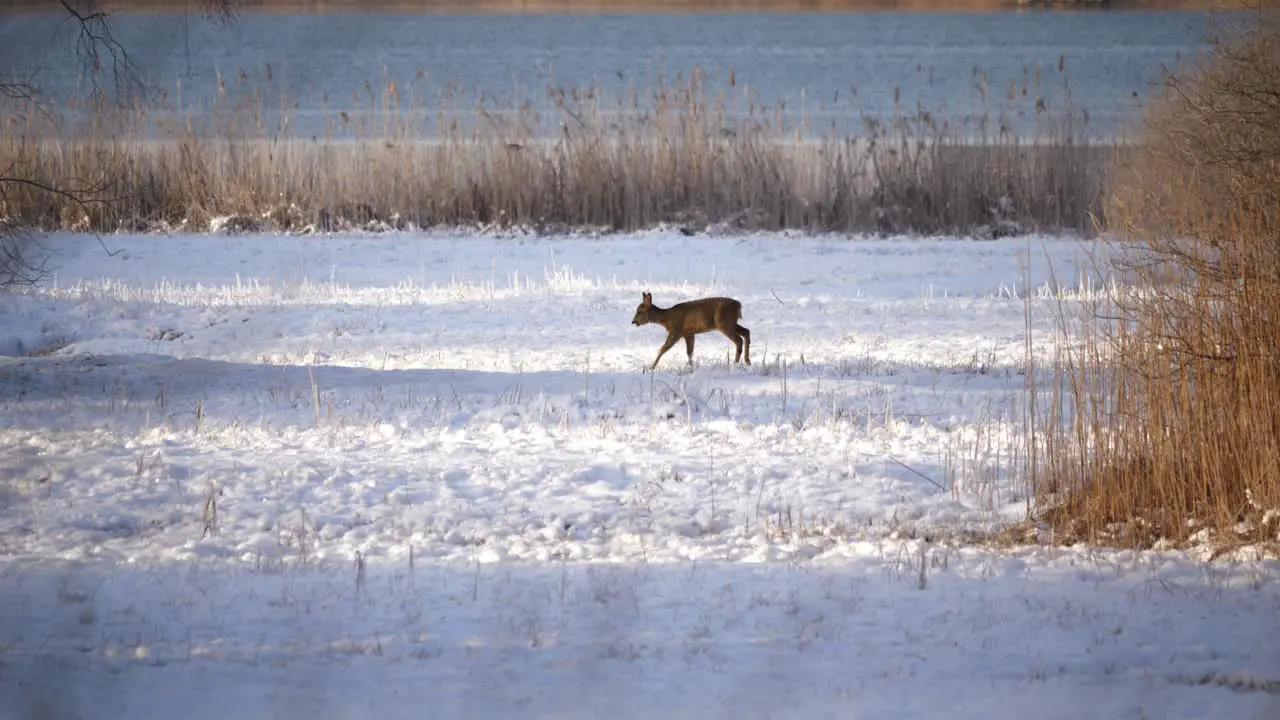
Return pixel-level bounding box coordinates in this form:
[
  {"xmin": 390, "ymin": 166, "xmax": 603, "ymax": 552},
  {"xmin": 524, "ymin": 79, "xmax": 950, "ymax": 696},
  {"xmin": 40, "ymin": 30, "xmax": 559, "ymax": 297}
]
[{"xmin": 642, "ymin": 292, "xmax": 651, "ymax": 302}]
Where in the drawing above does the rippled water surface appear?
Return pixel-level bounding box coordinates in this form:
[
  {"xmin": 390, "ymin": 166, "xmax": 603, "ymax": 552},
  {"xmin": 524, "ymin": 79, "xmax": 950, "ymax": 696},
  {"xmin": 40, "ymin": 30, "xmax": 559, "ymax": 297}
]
[{"xmin": 0, "ymin": 9, "xmax": 1228, "ymax": 137}]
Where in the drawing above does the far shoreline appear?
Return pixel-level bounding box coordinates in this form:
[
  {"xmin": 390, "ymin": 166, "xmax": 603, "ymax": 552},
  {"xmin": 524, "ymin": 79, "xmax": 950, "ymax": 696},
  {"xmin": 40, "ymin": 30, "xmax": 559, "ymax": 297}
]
[{"xmin": 0, "ymin": 0, "xmax": 1234, "ymax": 15}]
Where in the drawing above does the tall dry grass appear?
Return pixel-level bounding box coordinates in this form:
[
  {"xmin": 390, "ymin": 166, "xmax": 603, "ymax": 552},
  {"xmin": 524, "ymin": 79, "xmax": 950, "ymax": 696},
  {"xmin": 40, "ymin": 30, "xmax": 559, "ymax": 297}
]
[
  {"xmin": 0, "ymin": 64, "xmax": 1110, "ymax": 236},
  {"xmin": 1030, "ymin": 8, "xmax": 1280, "ymax": 552}
]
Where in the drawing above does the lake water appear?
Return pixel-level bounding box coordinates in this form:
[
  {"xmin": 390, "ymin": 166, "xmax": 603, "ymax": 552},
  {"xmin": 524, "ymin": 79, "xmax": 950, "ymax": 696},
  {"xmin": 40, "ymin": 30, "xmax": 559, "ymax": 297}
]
[{"xmin": 0, "ymin": 9, "xmax": 1230, "ymax": 139}]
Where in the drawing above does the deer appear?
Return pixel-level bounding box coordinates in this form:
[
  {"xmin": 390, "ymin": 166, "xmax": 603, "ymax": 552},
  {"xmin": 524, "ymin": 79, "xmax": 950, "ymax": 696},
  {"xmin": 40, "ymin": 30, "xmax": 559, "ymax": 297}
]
[{"xmin": 631, "ymin": 291, "xmax": 751, "ymax": 371}]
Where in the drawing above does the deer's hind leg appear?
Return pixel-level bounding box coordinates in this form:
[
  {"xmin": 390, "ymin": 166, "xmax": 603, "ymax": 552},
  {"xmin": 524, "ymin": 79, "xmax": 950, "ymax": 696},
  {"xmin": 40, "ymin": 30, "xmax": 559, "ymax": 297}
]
[
  {"xmin": 684, "ymin": 335, "xmax": 696, "ymax": 365},
  {"xmin": 719, "ymin": 326, "xmax": 748, "ymax": 364},
  {"xmin": 737, "ymin": 325, "xmax": 751, "ymax": 365}
]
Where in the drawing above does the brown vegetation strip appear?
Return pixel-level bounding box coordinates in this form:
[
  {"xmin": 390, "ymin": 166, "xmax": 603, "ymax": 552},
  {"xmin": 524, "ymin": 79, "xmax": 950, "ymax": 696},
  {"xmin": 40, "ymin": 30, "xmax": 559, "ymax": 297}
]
[{"xmin": 0, "ymin": 71, "xmax": 1110, "ymax": 236}]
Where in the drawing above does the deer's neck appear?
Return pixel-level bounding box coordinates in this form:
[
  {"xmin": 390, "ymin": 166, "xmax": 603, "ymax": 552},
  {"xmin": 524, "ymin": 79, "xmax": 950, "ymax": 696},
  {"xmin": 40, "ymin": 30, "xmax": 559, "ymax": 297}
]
[{"xmin": 649, "ymin": 305, "xmax": 674, "ymax": 326}]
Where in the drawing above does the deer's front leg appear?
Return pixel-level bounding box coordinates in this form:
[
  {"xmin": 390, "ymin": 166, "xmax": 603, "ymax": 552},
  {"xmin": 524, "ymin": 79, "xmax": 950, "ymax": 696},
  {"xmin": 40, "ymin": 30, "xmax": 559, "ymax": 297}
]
[{"xmin": 651, "ymin": 333, "xmax": 680, "ymax": 371}]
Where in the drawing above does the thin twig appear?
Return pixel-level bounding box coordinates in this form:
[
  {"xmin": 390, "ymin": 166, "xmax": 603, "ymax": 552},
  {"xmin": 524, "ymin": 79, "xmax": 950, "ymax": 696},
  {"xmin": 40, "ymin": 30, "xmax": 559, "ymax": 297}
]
[
  {"xmin": 0, "ymin": 176, "xmax": 123, "ymax": 258},
  {"xmin": 888, "ymin": 455, "xmax": 947, "ymax": 492}
]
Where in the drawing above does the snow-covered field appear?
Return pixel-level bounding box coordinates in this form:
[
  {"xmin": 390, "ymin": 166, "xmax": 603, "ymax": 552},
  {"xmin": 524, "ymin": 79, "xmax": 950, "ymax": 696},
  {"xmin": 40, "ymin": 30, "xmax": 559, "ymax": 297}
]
[{"xmin": 1, "ymin": 229, "xmax": 1276, "ymax": 719}]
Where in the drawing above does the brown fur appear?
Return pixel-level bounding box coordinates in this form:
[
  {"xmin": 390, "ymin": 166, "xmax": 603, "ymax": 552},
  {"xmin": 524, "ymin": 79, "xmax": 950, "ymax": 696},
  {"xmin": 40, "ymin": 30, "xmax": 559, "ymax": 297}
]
[{"xmin": 631, "ymin": 291, "xmax": 751, "ymax": 371}]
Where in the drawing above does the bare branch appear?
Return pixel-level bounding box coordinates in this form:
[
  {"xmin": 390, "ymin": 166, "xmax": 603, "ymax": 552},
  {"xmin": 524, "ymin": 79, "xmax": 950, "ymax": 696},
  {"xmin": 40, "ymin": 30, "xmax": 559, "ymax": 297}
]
[
  {"xmin": 0, "ymin": 77, "xmax": 56, "ymax": 122},
  {"xmin": 0, "ymin": 2, "xmax": 239, "ymax": 285},
  {"xmin": 0, "ymin": 81, "xmax": 40, "ymax": 105},
  {"xmin": 55, "ymin": 0, "xmax": 146, "ymax": 103},
  {"xmin": 0, "ymin": 221, "xmax": 51, "ymax": 287},
  {"xmin": 0, "ymin": 175, "xmax": 116, "ymax": 208}
]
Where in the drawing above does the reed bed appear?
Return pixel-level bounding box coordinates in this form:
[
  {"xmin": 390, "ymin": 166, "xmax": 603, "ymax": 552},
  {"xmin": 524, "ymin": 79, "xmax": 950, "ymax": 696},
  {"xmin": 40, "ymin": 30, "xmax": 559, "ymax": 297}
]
[
  {"xmin": 2, "ymin": 63, "xmax": 1112, "ymax": 236},
  {"xmin": 1025, "ymin": 8, "xmax": 1280, "ymax": 553}
]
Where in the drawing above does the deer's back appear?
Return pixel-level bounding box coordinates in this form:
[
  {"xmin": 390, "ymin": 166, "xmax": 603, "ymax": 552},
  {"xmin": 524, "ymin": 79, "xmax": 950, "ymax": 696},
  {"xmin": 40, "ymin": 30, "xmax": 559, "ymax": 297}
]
[{"xmin": 667, "ymin": 297, "xmax": 741, "ymax": 333}]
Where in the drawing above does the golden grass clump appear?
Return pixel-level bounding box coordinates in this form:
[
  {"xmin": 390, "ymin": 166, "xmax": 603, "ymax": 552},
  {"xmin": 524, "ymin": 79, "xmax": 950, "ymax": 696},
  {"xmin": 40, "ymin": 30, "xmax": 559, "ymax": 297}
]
[{"xmin": 1034, "ymin": 9, "xmax": 1280, "ymax": 552}]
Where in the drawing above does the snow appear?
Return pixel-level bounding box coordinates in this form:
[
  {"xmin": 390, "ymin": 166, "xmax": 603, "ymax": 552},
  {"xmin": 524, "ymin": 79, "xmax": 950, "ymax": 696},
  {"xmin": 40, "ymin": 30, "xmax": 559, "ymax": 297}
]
[{"xmin": 0, "ymin": 228, "xmax": 1276, "ymax": 718}]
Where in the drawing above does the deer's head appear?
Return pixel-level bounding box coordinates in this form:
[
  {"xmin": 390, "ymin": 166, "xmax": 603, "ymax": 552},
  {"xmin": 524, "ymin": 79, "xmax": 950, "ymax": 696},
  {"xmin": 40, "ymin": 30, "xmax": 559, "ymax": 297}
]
[{"xmin": 631, "ymin": 292, "xmax": 654, "ymax": 326}]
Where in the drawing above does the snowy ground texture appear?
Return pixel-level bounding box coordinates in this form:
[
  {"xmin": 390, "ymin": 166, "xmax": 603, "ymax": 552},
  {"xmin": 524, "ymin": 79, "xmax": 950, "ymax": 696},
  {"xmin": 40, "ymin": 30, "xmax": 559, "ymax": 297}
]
[{"xmin": 1, "ymin": 229, "xmax": 1277, "ymax": 719}]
